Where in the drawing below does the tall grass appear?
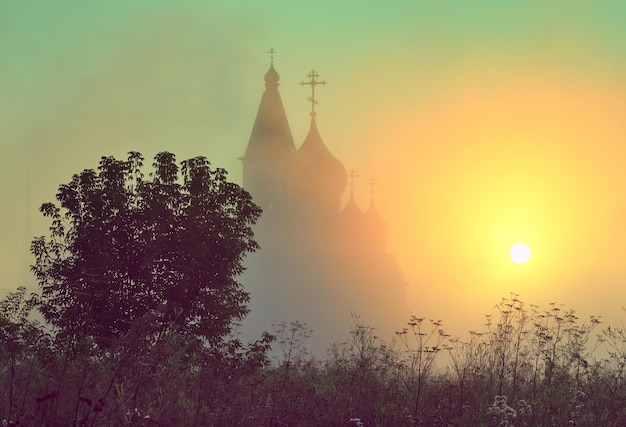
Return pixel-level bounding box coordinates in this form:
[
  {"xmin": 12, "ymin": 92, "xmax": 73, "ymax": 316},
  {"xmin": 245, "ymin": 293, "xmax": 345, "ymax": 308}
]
[{"xmin": 2, "ymin": 290, "xmax": 626, "ymax": 426}]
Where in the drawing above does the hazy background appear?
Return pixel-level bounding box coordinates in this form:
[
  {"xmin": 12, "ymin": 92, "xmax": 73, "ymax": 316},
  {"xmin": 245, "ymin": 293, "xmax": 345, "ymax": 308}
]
[{"xmin": 3, "ymin": 1, "xmax": 626, "ymax": 341}]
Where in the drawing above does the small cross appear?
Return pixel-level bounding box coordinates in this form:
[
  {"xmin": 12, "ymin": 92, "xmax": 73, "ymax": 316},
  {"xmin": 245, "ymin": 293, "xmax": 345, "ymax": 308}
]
[
  {"xmin": 268, "ymin": 48, "xmax": 276, "ymax": 64},
  {"xmin": 366, "ymin": 178, "xmax": 379, "ymax": 201},
  {"xmin": 300, "ymin": 69, "xmax": 326, "ymax": 117},
  {"xmin": 348, "ymin": 169, "xmax": 359, "ymax": 196}
]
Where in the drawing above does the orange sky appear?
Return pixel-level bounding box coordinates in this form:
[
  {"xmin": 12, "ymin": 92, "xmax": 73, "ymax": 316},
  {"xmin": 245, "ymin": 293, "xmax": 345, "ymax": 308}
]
[
  {"xmin": 3, "ymin": 1, "xmax": 626, "ymax": 340},
  {"xmin": 374, "ymin": 65, "xmax": 626, "ymax": 332}
]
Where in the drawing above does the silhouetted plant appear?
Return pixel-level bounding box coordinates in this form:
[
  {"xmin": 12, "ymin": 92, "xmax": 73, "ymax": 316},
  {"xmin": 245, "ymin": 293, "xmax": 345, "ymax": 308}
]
[
  {"xmin": 5, "ymin": 282, "xmax": 626, "ymax": 425},
  {"xmin": 272, "ymin": 320, "xmax": 312, "ymax": 380},
  {"xmin": 30, "ymin": 151, "xmax": 261, "ymax": 348},
  {"xmin": 448, "ymin": 329, "xmax": 491, "ymax": 419},
  {"xmin": 0, "ymin": 286, "xmax": 49, "ymax": 424},
  {"xmin": 396, "ymin": 315, "xmax": 449, "ymax": 425}
]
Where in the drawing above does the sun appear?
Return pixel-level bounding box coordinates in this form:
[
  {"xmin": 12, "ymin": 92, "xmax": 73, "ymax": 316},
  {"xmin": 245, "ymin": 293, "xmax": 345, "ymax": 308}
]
[{"xmin": 510, "ymin": 243, "xmax": 531, "ymax": 264}]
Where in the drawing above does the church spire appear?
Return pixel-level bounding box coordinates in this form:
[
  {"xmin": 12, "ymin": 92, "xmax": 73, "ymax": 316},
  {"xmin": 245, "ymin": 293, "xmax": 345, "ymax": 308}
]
[
  {"xmin": 241, "ymin": 50, "xmax": 296, "ymax": 211},
  {"xmin": 264, "ymin": 49, "xmax": 280, "ymax": 91}
]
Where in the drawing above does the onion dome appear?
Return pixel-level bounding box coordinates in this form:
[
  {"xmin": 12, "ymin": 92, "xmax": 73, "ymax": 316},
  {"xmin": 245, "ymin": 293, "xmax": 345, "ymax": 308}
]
[
  {"xmin": 296, "ymin": 117, "xmax": 348, "ymax": 202},
  {"xmin": 341, "ymin": 169, "xmax": 364, "ymax": 220},
  {"xmin": 341, "ymin": 193, "xmax": 364, "ymax": 219},
  {"xmin": 339, "ymin": 190, "xmax": 366, "ymax": 250}
]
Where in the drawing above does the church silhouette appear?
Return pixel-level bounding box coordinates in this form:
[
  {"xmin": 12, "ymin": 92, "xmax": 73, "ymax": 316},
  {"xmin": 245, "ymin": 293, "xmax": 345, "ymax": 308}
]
[{"xmin": 240, "ymin": 53, "xmax": 408, "ymax": 348}]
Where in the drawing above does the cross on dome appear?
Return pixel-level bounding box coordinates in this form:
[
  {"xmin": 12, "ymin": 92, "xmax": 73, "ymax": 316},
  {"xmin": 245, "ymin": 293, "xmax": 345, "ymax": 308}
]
[
  {"xmin": 300, "ymin": 69, "xmax": 326, "ymax": 117},
  {"xmin": 348, "ymin": 169, "xmax": 359, "ymax": 197},
  {"xmin": 268, "ymin": 48, "xmax": 276, "ymax": 65},
  {"xmin": 367, "ymin": 178, "xmax": 379, "ymax": 202}
]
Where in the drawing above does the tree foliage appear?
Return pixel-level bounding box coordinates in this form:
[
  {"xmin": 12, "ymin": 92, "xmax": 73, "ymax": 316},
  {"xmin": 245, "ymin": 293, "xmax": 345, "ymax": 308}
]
[{"xmin": 31, "ymin": 151, "xmax": 261, "ymax": 347}]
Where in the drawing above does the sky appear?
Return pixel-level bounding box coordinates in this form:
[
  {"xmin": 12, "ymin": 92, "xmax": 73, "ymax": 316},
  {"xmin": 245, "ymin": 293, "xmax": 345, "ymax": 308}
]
[{"xmin": 3, "ymin": 1, "xmax": 626, "ymax": 340}]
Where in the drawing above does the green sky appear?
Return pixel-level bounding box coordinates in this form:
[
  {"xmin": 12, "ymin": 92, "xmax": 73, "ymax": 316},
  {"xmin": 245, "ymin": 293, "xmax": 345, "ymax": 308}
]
[{"xmin": 3, "ymin": 1, "xmax": 626, "ymax": 338}]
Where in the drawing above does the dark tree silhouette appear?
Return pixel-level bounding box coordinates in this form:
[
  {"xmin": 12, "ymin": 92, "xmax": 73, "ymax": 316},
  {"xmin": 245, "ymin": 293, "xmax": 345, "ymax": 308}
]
[{"xmin": 31, "ymin": 151, "xmax": 261, "ymax": 347}]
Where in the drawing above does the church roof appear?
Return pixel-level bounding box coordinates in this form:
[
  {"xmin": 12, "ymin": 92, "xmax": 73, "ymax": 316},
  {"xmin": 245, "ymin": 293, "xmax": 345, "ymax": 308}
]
[
  {"xmin": 340, "ymin": 170, "xmax": 364, "ymax": 219},
  {"xmin": 297, "ymin": 117, "xmax": 348, "ymax": 200},
  {"xmin": 296, "ymin": 69, "xmax": 347, "ymax": 200},
  {"xmin": 341, "ymin": 191, "xmax": 364, "ymax": 219},
  {"xmin": 242, "ymin": 62, "xmax": 296, "ymax": 164}
]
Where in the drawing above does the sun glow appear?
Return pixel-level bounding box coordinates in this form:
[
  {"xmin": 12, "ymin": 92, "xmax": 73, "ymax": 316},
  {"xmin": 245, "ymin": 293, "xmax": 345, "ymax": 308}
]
[{"xmin": 510, "ymin": 243, "xmax": 531, "ymax": 264}]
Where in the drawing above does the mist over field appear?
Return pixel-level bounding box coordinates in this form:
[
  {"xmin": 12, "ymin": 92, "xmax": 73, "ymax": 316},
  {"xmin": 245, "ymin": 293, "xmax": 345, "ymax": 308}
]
[{"xmin": 3, "ymin": 0, "xmax": 626, "ymax": 355}]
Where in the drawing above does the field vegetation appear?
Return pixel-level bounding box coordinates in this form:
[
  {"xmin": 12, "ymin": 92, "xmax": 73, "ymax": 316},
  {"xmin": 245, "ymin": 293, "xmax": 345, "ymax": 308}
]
[{"xmin": 3, "ymin": 290, "xmax": 626, "ymax": 426}]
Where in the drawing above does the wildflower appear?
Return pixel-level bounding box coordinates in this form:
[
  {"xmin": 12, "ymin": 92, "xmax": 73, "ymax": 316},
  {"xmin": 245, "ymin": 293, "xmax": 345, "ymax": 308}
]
[
  {"xmin": 518, "ymin": 399, "xmax": 533, "ymax": 417},
  {"xmin": 488, "ymin": 395, "xmax": 517, "ymax": 426},
  {"xmin": 568, "ymin": 389, "xmax": 586, "ymax": 425}
]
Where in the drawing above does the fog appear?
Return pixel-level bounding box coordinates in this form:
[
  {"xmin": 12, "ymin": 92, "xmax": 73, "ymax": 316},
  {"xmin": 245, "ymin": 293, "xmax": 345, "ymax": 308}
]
[{"xmin": 4, "ymin": 2, "xmax": 626, "ymax": 351}]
